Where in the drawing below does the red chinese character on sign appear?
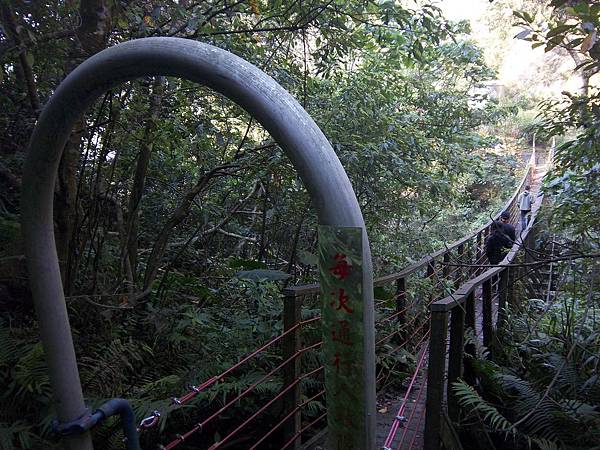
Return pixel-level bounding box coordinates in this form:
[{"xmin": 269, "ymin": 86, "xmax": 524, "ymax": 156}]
[
  {"xmin": 332, "ymin": 352, "xmax": 351, "ymax": 375},
  {"xmin": 330, "ymin": 288, "xmax": 353, "ymax": 313},
  {"xmin": 331, "ymin": 320, "xmax": 353, "ymax": 346},
  {"xmin": 328, "ymin": 253, "xmax": 352, "ymax": 280},
  {"xmin": 333, "ymin": 353, "xmax": 341, "ymax": 373}
]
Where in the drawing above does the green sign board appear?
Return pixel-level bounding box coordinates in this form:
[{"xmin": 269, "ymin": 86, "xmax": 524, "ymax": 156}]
[{"xmin": 318, "ymin": 225, "xmax": 365, "ymax": 450}]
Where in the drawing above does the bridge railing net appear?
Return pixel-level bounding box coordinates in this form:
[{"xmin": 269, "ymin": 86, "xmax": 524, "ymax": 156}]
[{"xmin": 144, "ymin": 156, "xmax": 536, "ymax": 449}]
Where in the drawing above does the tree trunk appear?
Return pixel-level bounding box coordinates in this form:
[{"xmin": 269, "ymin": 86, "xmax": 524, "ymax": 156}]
[
  {"xmin": 55, "ymin": 0, "xmax": 113, "ymax": 292},
  {"xmin": 142, "ymin": 164, "xmax": 236, "ymax": 292},
  {"xmin": 0, "ymin": 2, "xmax": 41, "ymax": 114},
  {"xmin": 123, "ymin": 78, "xmax": 164, "ymax": 286}
]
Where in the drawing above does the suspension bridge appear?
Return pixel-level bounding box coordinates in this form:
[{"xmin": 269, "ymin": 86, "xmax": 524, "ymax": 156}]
[
  {"xmin": 128, "ymin": 146, "xmax": 552, "ymax": 450},
  {"xmin": 20, "ymin": 37, "xmax": 558, "ymax": 450}
]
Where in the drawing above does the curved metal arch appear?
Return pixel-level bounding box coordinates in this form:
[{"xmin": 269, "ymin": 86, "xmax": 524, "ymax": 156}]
[{"xmin": 21, "ymin": 38, "xmax": 375, "ymax": 449}]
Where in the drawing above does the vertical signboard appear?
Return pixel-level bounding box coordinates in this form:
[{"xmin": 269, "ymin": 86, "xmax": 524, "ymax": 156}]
[{"xmin": 318, "ymin": 225, "xmax": 364, "ymax": 449}]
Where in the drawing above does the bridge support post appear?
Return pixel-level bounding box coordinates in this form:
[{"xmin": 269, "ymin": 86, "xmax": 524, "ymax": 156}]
[
  {"xmin": 463, "ymin": 292, "xmax": 476, "ymax": 384},
  {"xmin": 447, "ymin": 305, "xmax": 465, "ymax": 422},
  {"xmin": 508, "ymin": 265, "xmax": 516, "ymax": 311},
  {"xmin": 320, "ymin": 226, "xmax": 375, "ymax": 450},
  {"xmin": 395, "ymin": 277, "xmax": 406, "ymax": 335},
  {"xmin": 282, "ymin": 291, "xmax": 302, "ymax": 450},
  {"xmin": 443, "ymin": 253, "xmax": 450, "ymax": 278},
  {"xmin": 497, "ymin": 268, "xmax": 509, "ymax": 329},
  {"xmin": 424, "ymin": 309, "xmax": 449, "ymax": 450},
  {"xmin": 525, "ymin": 226, "xmax": 537, "ymax": 264},
  {"xmin": 482, "ymin": 279, "xmax": 493, "ymax": 351}
]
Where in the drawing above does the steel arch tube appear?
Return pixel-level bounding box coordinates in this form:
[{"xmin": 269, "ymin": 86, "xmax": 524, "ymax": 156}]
[{"xmin": 22, "ymin": 37, "xmax": 375, "ymax": 449}]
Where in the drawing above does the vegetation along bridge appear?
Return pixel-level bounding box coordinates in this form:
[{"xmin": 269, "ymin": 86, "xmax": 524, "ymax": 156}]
[{"xmin": 20, "ymin": 38, "xmax": 561, "ymax": 450}]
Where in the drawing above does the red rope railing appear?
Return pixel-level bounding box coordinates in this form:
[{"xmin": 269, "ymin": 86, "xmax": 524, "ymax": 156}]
[
  {"xmin": 208, "ymin": 366, "xmax": 325, "ymax": 449},
  {"xmin": 141, "ymin": 158, "xmax": 539, "ymax": 449},
  {"xmin": 396, "ymin": 367, "xmax": 428, "ymax": 448},
  {"xmin": 162, "ymin": 342, "xmax": 323, "ymax": 449},
  {"xmin": 280, "ymin": 412, "xmax": 328, "ymax": 450},
  {"xmin": 168, "ymin": 316, "xmax": 321, "ymax": 409},
  {"xmin": 382, "ymin": 335, "xmax": 430, "ymax": 449},
  {"xmin": 248, "ymin": 389, "xmax": 326, "ymax": 450}
]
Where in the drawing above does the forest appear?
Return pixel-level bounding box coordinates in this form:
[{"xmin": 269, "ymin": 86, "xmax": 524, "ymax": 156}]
[{"xmin": 0, "ymin": 0, "xmax": 599, "ymax": 449}]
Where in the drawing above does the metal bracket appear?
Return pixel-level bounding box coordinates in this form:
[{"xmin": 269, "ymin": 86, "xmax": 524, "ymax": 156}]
[
  {"xmin": 138, "ymin": 410, "xmax": 161, "ymax": 430},
  {"xmin": 52, "ymin": 408, "xmax": 94, "ymax": 436}
]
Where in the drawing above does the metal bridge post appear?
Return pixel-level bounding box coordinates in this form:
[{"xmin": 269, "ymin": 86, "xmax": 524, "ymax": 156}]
[
  {"xmin": 424, "ymin": 309, "xmax": 449, "ymax": 450},
  {"xmin": 282, "ymin": 291, "xmax": 302, "ymax": 449},
  {"xmin": 22, "ymin": 38, "xmax": 376, "ymax": 450}
]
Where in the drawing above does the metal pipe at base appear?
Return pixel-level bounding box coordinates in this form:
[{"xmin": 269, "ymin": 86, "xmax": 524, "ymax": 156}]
[{"xmin": 53, "ymin": 398, "xmax": 140, "ymax": 450}]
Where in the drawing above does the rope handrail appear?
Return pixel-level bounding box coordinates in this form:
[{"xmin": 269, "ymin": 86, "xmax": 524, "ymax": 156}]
[
  {"xmin": 280, "ymin": 412, "xmax": 328, "ymax": 450},
  {"xmin": 423, "ymin": 143, "xmax": 554, "ymax": 449},
  {"xmin": 429, "ymin": 143, "xmax": 555, "ymax": 312},
  {"xmin": 151, "ymin": 146, "xmax": 549, "ymax": 448},
  {"xmin": 397, "ymin": 366, "xmax": 428, "ymax": 449},
  {"xmin": 139, "ymin": 316, "xmax": 321, "ymax": 435},
  {"xmin": 247, "ymin": 389, "xmax": 326, "ymax": 450},
  {"xmin": 376, "ymin": 291, "xmax": 440, "ymax": 346},
  {"xmin": 206, "ymin": 366, "xmax": 325, "ymax": 450}
]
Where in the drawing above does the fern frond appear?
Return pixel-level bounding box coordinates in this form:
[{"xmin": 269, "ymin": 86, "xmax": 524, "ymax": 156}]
[
  {"xmin": 464, "ymin": 328, "xmax": 490, "ymax": 360},
  {"xmin": 452, "ymin": 380, "xmax": 514, "ymax": 433}
]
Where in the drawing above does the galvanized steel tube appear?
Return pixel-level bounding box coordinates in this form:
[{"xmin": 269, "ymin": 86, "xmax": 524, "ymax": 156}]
[{"xmin": 22, "ymin": 37, "xmax": 375, "ymax": 449}]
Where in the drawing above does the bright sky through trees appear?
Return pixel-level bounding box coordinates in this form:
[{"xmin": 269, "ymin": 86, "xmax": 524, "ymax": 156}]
[{"xmin": 437, "ymin": 0, "xmax": 585, "ymax": 96}]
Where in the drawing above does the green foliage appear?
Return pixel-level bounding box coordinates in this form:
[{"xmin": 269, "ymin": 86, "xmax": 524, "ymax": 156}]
[
  {"xmin": 0, "ymin": 216, "xmax": 20, "ymax": 257},
  {"xmin": 453, "ymin": 380, "xmax": 514, "ymax": 432},
  {"xmin": 538, "ymin": 92, "xmax": 600, "ymax": 234},
  {"xmin": 514, "ymin": 0, "xmax": 600, "ymax": 235},
  {"xmin": 0, "ymin": 0, "xmax": 532, "ymax": 447},
  {"xmin": 453, "ymin": 231, "xmax": 600, "ymax": 449}
]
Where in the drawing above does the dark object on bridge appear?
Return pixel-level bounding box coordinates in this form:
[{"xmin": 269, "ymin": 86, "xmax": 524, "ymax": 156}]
[
  {"xmin": 484, "ymin": 221, "xmax": 512, "ymax": 264},
  {"xmin": 500, "ymin": 211, "xmax": 516, "ymax": 242},
  {"xmin": 52, "ymin": 399, "xmax": 140, "ymax": 450}
]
